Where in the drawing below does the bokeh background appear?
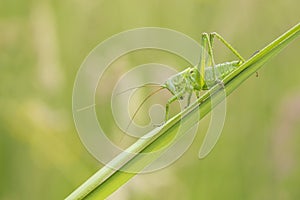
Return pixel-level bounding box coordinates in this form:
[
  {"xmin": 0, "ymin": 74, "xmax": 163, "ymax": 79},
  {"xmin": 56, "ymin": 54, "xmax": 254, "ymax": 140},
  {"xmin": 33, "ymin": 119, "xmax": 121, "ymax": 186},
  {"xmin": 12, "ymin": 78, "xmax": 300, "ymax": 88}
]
[{"xmin": 1, "ymin": 0, "xmax": 300, "ymax": 199}]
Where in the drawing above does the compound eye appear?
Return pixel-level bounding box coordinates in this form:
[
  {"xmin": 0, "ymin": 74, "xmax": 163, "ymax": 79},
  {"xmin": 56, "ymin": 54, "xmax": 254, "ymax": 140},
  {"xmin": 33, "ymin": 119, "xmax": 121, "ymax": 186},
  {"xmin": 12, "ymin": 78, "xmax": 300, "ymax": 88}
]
[{"xmin": 190, "ymin": 70, "xmax": 194, "ymax": 74}]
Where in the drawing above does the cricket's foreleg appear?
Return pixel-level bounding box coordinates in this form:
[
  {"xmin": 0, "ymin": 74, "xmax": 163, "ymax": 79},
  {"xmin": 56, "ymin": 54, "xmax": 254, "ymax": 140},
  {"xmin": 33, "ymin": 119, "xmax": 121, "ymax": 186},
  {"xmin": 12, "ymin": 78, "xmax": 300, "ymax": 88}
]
[
  {"xmin": 210, "ymin": 32, "xmax": 245, "ymax": 62},
  {"xmin": 165, "ymin": 95, "xmax": 178, "ymax": 122},
  {"xmin": 186, "ymin": 92, "xmax": 192, "ymax": 108},
  {"xmin": 195, "ymin": 91, "xmax": 200, "ymax": 99}
]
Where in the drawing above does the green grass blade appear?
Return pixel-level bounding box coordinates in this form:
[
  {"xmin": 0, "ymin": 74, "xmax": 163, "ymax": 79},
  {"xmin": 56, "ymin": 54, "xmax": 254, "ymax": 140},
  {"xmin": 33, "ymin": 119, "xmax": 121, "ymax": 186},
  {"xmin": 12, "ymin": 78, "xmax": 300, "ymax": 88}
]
[{"xmin": 66, "ymin": 22, "xmax": 300, "ymax": 200}]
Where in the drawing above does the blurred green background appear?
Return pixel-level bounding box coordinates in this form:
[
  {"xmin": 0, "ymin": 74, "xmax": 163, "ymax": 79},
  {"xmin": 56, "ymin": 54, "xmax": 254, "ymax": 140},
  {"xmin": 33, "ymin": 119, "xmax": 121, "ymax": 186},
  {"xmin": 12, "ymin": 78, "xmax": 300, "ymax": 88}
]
[{"xmin": 1, "ymin": 0, "xmax": 300, "ymax": 199}]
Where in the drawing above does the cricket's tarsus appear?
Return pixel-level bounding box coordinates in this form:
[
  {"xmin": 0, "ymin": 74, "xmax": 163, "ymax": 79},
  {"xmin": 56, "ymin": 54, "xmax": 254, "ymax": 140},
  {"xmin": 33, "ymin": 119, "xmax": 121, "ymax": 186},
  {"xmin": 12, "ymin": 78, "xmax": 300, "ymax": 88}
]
[
  {"xmin": 251, "ymin": 50, "xmax": 260, "ymax": 58},
  {"xmin": 215, "ymin": 78, "xmax": 225, "ymax": 89}
]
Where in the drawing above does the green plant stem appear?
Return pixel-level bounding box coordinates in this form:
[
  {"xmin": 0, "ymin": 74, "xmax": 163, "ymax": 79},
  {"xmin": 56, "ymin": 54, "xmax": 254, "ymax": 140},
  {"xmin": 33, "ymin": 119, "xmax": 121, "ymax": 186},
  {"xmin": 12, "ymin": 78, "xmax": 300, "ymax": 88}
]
[{"xmin": 66, "ymin": 23, "xmax": 300, "ymax": 200}]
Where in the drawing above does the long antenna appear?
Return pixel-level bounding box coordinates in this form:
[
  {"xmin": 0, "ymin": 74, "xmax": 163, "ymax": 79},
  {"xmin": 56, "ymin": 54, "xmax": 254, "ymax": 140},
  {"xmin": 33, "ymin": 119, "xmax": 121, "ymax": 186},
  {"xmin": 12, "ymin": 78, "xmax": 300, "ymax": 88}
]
[
  {"xmin": 116, "ymin": 83, "xmax": 162, "ymax": 95},
  {"xmin": 125, "ymin": 87, "xmax": 165, "ymax": 131}
]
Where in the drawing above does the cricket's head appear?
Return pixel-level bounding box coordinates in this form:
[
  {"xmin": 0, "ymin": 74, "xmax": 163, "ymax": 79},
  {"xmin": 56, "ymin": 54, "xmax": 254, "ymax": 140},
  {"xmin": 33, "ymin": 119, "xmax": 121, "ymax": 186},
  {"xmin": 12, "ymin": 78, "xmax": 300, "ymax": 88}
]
[
  {"xmin": 163, "ymin": 66, "xmax": 203, "ymax": 95},
  {"xmin": 163, "ymin": 69, "xmax": 189, "ymax": 96}
]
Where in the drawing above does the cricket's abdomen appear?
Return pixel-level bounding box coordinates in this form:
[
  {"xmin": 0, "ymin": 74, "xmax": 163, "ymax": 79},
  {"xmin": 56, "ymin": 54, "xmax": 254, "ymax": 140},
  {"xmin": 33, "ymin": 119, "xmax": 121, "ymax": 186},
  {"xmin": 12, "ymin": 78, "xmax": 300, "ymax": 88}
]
[{"xmin": 203, "ymin": 60, "xmax": 239, "ymax": 88}]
